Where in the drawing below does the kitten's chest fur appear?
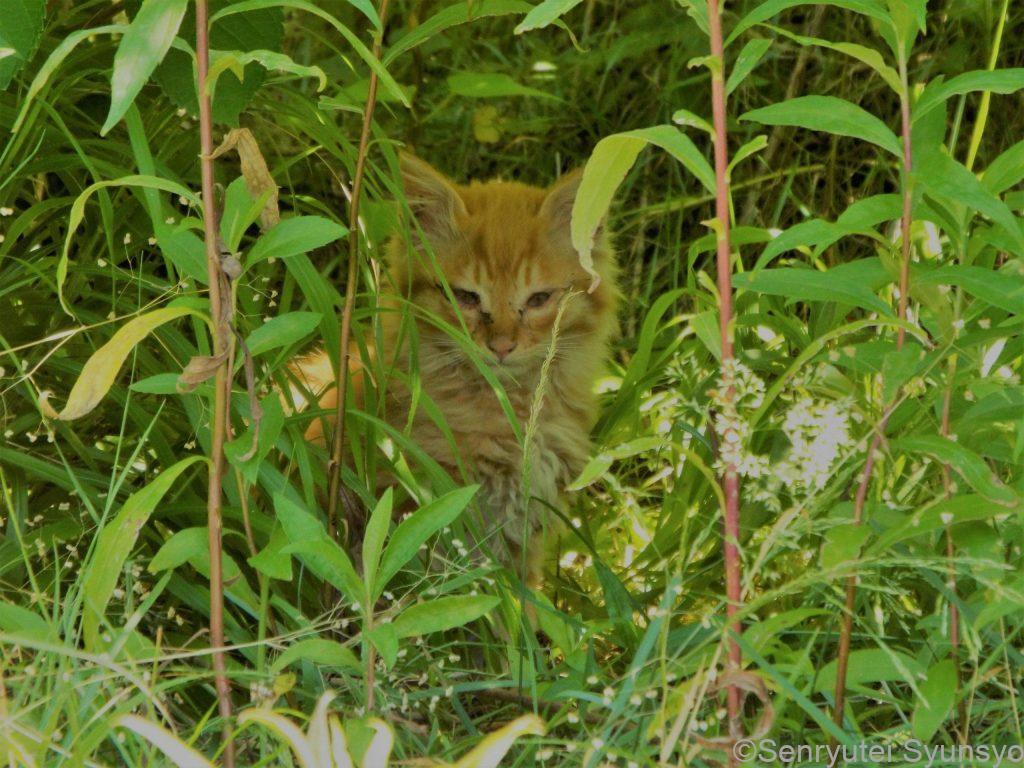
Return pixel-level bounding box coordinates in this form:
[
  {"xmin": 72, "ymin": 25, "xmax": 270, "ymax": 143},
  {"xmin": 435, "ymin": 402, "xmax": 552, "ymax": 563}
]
[{"xmin": 394, "ymin": 358, "xmax": 592, "ymax": 514}]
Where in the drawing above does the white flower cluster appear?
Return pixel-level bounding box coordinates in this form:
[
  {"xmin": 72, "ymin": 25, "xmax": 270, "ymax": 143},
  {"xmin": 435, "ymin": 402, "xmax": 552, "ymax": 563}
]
[
  {"xmin": 775, "ymin": 397, "xmax": 853, "ymax": 493},
  {"xmin": 710, "ymin": 360, "xmax": 768, "ymax": 480}
]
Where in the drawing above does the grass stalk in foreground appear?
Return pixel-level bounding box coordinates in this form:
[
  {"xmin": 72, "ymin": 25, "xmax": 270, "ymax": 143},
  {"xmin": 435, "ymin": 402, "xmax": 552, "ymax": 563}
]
[
  {"xmin": 831, "ymin": 46, "xmax": 915, "ymax": 732},
  {"xmin": 704, "ymin": 0, "xmax": 744, "ymax": 741},
  {"xmin": 325, "ymin": 0, "xmax": 392, "ymax": 712},
  {"xmin": 195, "ymin": 0, "xmax": 234, "ymax": 761}
]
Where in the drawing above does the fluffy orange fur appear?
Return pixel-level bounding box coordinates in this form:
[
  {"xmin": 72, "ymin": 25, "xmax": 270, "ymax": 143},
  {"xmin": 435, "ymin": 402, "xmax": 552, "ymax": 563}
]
[{"xmin": 293, "ymin": 155, "xmax": 619, "ymax": 579}]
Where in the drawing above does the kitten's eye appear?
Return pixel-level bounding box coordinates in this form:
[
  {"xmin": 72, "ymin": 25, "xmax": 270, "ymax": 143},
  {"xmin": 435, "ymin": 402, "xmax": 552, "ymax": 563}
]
[
  {"xmin": 525, "ymin": 291, "xmax": 551, "ymax": 309},
  {"xmin": 453, "ymin": 288, "xmax": 480, "ymax": 308}
]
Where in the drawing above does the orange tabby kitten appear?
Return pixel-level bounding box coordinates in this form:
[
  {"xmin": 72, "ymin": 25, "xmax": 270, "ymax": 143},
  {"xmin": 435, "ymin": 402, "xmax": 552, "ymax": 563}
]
[{"xmin": 294, "ymin": 155, "xmax": 619, "ymax": 580}]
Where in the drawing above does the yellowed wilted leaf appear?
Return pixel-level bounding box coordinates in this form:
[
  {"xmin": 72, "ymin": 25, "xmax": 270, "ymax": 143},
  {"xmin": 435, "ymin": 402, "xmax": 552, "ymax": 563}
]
[
  {"xmin": 211, "ymin": 128, "xmax": 280, "ymax": 230},
  {"xmin": 115, "ymin": 714, "xmax": 215, "ymax": 768},
  {"xmin": 451, "ymin": 714, "xmax": 545, "ymax": 768},
  {"xmin": 57, "ymin": 306, "xmax": 197, "ymax": 421}
]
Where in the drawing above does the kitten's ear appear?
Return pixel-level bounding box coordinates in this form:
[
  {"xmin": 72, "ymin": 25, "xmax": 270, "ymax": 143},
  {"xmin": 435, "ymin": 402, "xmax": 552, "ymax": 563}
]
[
  {"xmin": 399, "ymin": 153, "xmax": 466, "ymax": 241},
  {"xmin": 540, "ymin": 167, "xmax": 586, "ymax": 236}
]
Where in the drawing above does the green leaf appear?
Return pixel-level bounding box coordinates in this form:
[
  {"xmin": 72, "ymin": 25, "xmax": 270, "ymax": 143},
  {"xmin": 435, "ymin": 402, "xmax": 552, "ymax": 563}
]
[
  {"xmin": 912, "ymin": 661, "xmax": 957, "ymax": 741},
  {"xmin": 815, "ymin": 648, "xmax": 923, "ymax": 692},
  {"xmin": 247, "ymin": 216, "xmax": 348, "ymax": 268},
  {"xmin": 727, "ymin": 135, "xmax": 768, "ymax": 175},
  {"xmin": 881, "ymin": 343, "xmax": 923, "ymax": 402},
  {"xmin": 206, "ymin": 49, "xmax": 327, "ymax": 98},
  {"xmin": 209, "ymin": 0, "xmax": 380, "ymax": 31},
  {"xmin": 914, "ymin": 266, "xmax": 1024, "ymax": 315},
  {"xmin": 273, "ymin": 494, "xmax": 365, "ymax": 604},
  {"xmin": 81, "ymin": 456, "xmax": 205, "ymax": 649},
  {"xmin": 671, "ymin": 108, "xmax": 712, "ymax": 134},
  {"xmin": 391, "ymin": 595, "xmax": 500, "ymax": 638},
  {"xmin": 869, "ymin": 495, "xmax": 997, "ymax": 552},
  {"xmin": 513, "ymin": 0, "xmax": 583, "ymax": 34},
  {"xmin": 725, "ymin": 38, "xmax": 772, "ymax": 95},
  {"xmin": 248, "ymin": 527, "xmax": 292, "ymax": 581},
  {"xmin": 224, "ymin": 395, "xmax": 285, "ymax": 484},
  {"xmin": 915, "ymin": 147, "xmax": 1024, "ymax": 254},
  {"xmin": 982, "ymin": 139, "xmax": 1024, "ymax": 195},
  {"xmin": 820, "ymin": 523, "xmax": 871, "ymax": 570},
  {"xmin": 149, "ymin": 527, "xmax": 208, "ymax": 572},
  {"xmin": 220, "ymin": 177, "xmax": 267, "ymax": 253},
  {"xmin": 271, "ymin": 638, "xmax": 360, "ymax": 673},
  {"xmin": 569, "ymin": 437, "xmax": 665, "ymax": 490},
  {"xmin": 756, "ymin": 194, "xmax": 902, "ymax": 267},
  {"xmin": 244, "ymin": 312, "xmax": 322, "ymax": 357},
  {"xmin": 914, "ymin": 69, "xmax": 1024, "ymax": 124},
  {"xmin": 726, "ymin": 0, "xmax": 890, "ymax": 47},
  {"xmin": 375, "ymin": 486, "xmax": 478, "ymax": 598},
  {"xmin": 447, "ymin": 72, "xmax": 556, "ymax": 100},
  {"xmin": 366, "ymin": 624, "xmax": 398, "ymax": 668},
  {"xmin": 102, "ymin": 0, "xmax": 188, "ymax": 135},
  {"xmin": 734, "ymin": 266, "xmax": 892, "ymax": 315},
  {"xmin": 741, "ymin": 96, "xmax": 901, "ymax": 156},
  {"xmin": 362, "ymin": 489, "xmax": 394, "ymax": 597},
  {"xmin": 760, "ymin": 24, "xmax": 901, "ymax": 92},
  {"xmin": 56, "ymin": 305, "xmax": 201, "ymax": 421},
  {"xmin": 573, "ymin": 125, "xmax": 713, "ymax": 285},
  {"xmin": 385, "ymin": 0, "xmax": 531, "ymax": 64},
  {"xmin": 894, "ymin": 436, "xmax": 1018, "ymax": 507},
  {"xmin": 0, "ymin": 0, "xmax": 45, "ymax": 90},
  {"xmin": 140, "ymin": 0, "xmax": 284, "ymax": 125}
]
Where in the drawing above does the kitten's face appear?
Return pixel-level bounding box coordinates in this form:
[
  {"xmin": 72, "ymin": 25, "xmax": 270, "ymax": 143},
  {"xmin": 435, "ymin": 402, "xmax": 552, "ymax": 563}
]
[{"xmin": 393, "ymin": 155, "xmax": 616, "ymax": 375}]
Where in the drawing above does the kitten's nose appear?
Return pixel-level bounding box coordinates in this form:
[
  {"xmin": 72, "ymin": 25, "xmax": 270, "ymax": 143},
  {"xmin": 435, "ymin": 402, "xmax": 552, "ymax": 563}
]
[{"xmin": 488, "ymin": 337, "xmax": 517, "ymax": 361}]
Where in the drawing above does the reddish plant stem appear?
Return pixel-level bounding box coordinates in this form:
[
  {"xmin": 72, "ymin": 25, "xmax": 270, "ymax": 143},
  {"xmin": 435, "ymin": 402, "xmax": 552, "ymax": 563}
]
[
  {"xmin": 195, "ymin": 0, "xmax": 234, "ymax": 762},
  {"xmin": 832, "ymin": 59, "xmax": 914, "ymax": 732},
  {"xmin": 326, "ymin": 0, "xmax": 391, "ymax": 550},
  {"xmin": 705, "ymin": 0, "xmax": 743, "ymax": 739}
]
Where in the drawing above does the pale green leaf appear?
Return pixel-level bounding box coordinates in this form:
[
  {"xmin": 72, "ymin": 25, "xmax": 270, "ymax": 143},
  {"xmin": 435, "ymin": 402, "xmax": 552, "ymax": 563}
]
[
  {"xmin": 725, "ymin": 38, "xmax": 772, "ymax": 95},
  {"xmin": 81, "ymin": 456, "xmax": 205, "ymax": 649},
  {"xmin": 912, "ymin": 661, "xmax": 957, "ymax": 741},
  {"xmin": 244, "ymin": 312, "xmax": 322, "ymax": 357},
  {"xmin": 271, "ymin": 638, "xmax": 360, "ymax": 673},
  {"xmin": 447, "ymin": 72, "xmax": 556, "ymax": 100},
  {"xmin": 914, "ymin": 69, "xmax": 1024, "ymax": 124},
  {"xmin": 362, "ymin": 488, "xmax": 394, "ymax": 596},
  {"xmin": 572, "ymin": 125, "xmax": 713, "ymax": 286},
  {"xmin": 102, "ymin": 0, "xmax": 188, "ymax": 135},
  {"xmin": 247, "ymin": 216, "xmax": 348, "ymax": 268},
  {"xmin": 391, "ymin": 595, "xmax": 500, "ymax": 638},
  {"xmin": 375, "ymin": 486, "xmax": 478, "ymax": 598}
]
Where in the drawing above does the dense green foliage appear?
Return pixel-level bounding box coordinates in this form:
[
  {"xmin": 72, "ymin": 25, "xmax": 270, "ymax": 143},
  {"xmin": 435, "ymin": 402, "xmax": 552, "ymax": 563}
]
[{"xmin": 0, "ymin": 0, "xmax": 1022, "ymax": 764}]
